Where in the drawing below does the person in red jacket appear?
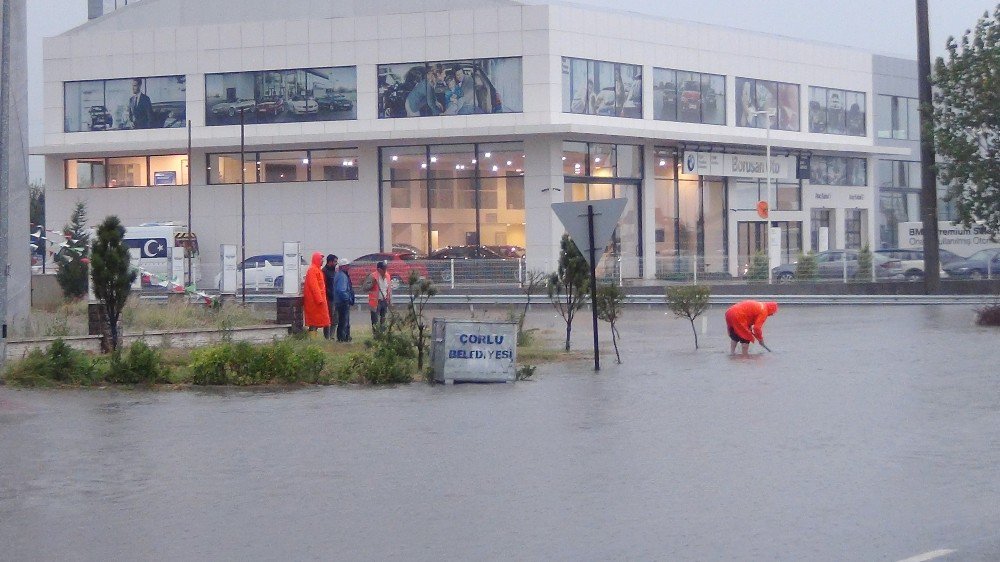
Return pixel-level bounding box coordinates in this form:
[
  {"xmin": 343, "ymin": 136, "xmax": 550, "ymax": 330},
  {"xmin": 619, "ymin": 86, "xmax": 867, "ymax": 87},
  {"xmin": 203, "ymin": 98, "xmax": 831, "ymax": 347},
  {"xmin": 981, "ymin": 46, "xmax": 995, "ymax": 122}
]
[
  {"xmin": 724, "ymin": 300, "xmax": 778, "ymax": 355},
  {"xmin": 303, "ymin": 252, "xmax": 331, "ymax": 334}
]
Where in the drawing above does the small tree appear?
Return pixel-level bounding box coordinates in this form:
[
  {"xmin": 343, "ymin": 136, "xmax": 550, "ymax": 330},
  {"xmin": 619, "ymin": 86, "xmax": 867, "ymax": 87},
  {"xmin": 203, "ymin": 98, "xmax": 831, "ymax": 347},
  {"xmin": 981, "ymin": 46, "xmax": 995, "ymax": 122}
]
[
  {"xmin": 796, "ymin": 252, "xmax": 818, "ymax": 281},
  {"xmin": 665, "ymin": 285, "xmax": 711, "ymax": 349},
  {"xmin": 405, "ymin": 270, "xmax": 437, "ymax": 370},
  {"xmin": 91, "ymin": 216, "xmax": 136, "ymax": 352},
  {"xmin": 548, "ymin": 235, "xmax": 590, "ymax": 352},
  {"xmin": 596, "ymin": 284, "xmax": 626, "ymax": 364},
  {"xmin": 517, "ymin": 270, "xmax": 547, "ymax": 345},
  {"xmin": 55, "ymin": 202, "xmax": 90, "ymax": 299},
  {"xmin": 744, "ymin": 250, "xmax": 769, "ymax": 282},
  {"xmin": 853, "ymin": 244, "xmax": 873, "ymax": 282},
  {"xmin": 29, "ymin": 182, "xmax": 45, "ymax": 235}
]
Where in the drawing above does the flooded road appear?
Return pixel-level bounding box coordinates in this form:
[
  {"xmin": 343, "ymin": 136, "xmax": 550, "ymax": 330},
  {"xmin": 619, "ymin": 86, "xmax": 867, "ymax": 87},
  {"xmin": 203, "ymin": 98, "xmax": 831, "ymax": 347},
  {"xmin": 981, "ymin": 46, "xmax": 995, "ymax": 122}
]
[{"xmin": 1, "ymin": 305, "xmax": 998, "ymax": 561}]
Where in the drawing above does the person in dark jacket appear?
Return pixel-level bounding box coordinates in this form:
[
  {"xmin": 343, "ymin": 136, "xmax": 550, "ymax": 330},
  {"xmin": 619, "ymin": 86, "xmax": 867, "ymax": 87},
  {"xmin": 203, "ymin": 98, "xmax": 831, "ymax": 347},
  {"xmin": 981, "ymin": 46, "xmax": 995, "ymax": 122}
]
[
  {"xmin": 321, "ymin": 255, "xmax": 338, "ymax": 339},
  {"xmin": 333, "ymin": 260, "xmax": 355, "ymax": 342}
]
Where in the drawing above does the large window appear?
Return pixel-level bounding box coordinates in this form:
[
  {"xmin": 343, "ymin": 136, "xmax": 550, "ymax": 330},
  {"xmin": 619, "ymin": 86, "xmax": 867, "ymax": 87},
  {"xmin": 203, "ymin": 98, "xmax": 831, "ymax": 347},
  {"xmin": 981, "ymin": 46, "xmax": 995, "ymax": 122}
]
[
  {"xmin": 207, "ymin": 148, "xmax": 359, "ymax": 184},
  {"xmin": 205, "ymin": 66, "xmax": 357, "ymax": 126},
  {"xmin": 378, "ymin": 58, "xmax": 522, "ymax": 118},
  {"xmin": 735, "ymin": 77, "xmax": 799, "ymax": 131},
  {"xmin": 809, "ymin": 87, "xmax": 866, "ymax": 136},
  {"xmin": 381, "ymin": 143, "xmax": 525, "ymax": 256},
  {"xmin": 65, "ymin": 154, "xmax": 187, "ymax": 188},
  {"xmin": 875, "ymin": 95, "xmax": 920, "ymax": 140},
  {"xmin": 731, "ymin": 178, "xmax": 801, "ymax": 212},
  {"xmin": 64, "ymin": 75, "xmax": 186, "ymax": 132},
  {"xmin": 562, "ymin": 58, "xmax": 643, "ymax": 119},
  {"xmin": 876, "ymin": 160, "xmax": 921, "ymax": 247},
  {"xmin": 809, "ymin": 155, "xmax": 868, "ymax": 186},
  {"xmin": 653, "ymin": 68, "xmax": 725, "ymax": 125}
]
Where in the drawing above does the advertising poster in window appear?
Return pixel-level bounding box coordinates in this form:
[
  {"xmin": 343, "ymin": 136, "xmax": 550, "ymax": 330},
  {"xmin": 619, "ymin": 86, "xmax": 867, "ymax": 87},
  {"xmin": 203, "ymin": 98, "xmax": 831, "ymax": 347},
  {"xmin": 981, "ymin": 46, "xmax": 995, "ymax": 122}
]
[
  {"xmin": 64, "ymin": 76, "xmax": 186, "ymax": 132},
  {"xmin": 561, "ymin": 57, "xmax": 642, "ymax": 119},
  {"xmin": 845, "ymin": 91, "xmax": 866, "ymax": 136},
  {"xmin": 809, "ymin": 87, "xmax": 827, "ymax": 133},
  {"xmin": 378, "ymin": 58, "xmax": 523, "ymax": 118},
  {"xmin": 777, "ymin": 83, "xmax": 799, "ymax": 131},
  {"xmin": 204, "ymin": 66, "xmax": 357, "ymax": 126},
  {"xmin": 826, "ymin": 89, "xmax": 846, "ymax": 134},
  {"xmin": 653, "ymin": 68, "xmax": 677, "ymax": 121},
  {"xmin": 736, "ymin": 78, "xmax": 759, "ymax": 127}
]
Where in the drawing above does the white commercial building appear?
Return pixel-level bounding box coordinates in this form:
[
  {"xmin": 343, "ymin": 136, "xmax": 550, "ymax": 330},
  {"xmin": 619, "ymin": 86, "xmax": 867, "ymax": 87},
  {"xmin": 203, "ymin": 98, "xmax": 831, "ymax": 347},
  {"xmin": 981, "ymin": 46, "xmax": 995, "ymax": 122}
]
[{"xmin": 36, "ymin": 0, "xmax": 909, "ymax": 284}]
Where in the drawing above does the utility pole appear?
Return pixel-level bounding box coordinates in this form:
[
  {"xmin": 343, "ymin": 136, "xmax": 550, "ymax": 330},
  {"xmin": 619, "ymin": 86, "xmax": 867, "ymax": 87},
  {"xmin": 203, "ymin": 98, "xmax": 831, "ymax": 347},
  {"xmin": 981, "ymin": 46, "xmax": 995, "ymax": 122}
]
[
  {"xmin": 916, "ymin": 0, "xmax": 941, "ymax": 293},
  {"xmin": 0, "ymin": 0, "xmax": 12, "ymax": 368}
]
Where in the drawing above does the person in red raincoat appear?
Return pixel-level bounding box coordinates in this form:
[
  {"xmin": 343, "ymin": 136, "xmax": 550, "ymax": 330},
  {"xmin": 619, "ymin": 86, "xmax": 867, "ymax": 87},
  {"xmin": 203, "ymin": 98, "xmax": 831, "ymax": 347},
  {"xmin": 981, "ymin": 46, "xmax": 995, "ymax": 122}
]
[
  {"xmin": 724, "ymin": 300, "xmax": 778, "ymax": 355},
  {"xmin": 303, "ymin": 252, "xmax": 331, "ymax": 333}
]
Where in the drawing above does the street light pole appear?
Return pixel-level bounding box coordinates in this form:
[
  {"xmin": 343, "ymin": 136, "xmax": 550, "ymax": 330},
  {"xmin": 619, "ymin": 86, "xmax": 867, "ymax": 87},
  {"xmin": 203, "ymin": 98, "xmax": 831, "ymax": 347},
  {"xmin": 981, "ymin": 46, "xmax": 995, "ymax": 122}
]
[
  {"xmin": 186, "ymin": 119, "xmax": 192, "ymax": 289},
  {"xmin": 752, "ymin": 109, "xmax": 776, "ymax": 284},
  {"xmin": 239, "ymin": 108, "xmax": 246, "ymax": 304}
]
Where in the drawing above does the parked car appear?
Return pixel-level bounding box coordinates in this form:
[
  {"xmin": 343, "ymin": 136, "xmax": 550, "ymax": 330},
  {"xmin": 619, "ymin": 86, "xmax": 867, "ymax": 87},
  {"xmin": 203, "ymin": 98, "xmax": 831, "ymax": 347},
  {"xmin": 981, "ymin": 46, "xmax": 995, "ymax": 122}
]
[
  {"xmin": 425, "ymin": 245, "xmax": 520, "ymax": 284},
  {"xmin": 392, "ymin": 243, "xmax": 424, "ymax": 258},
  {"xmin": 255, "ymin": 95, "xmax": 284, "ymax": 117},
  {"xmin": 679, "ymin": 81, "xmax": 701, "ymax": 114},
  {"xmin": 771, "ymin": 249, "xmax": 904, "ymax": 282},
  {"xmin": 488, "ymin": 245, "xmax": 526, "ymax": 259},
  {"xmin": 874, "ymin": 248, "xmax": 952, "ymax": 281},
  {"xmin": 211, "ymin": 99, "xmax": 256, "ymax": 117},
  {"xmin": 347, "ymin": 252, "xmax": 429, "ymax": 290},
  {"xmin": 286, "ymin": 95, "xmax": 318, "ymax": 115},
  {"xmin": 316, "ymin": 93, "xmax": 353, "ymax": 112},
  {"xmin": 213, "ymin": 253, "xmax": 306, "ymax": 291},
  {"xmin": 942, "ymin": 248, "xmax": 1000, "ymax": 279}
]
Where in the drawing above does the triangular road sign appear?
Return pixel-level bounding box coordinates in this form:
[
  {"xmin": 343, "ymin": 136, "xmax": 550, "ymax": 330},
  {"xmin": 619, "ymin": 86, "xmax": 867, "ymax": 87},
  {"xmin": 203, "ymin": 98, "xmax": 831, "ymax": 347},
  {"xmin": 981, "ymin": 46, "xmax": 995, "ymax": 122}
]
[{"xmin": 551, "ymin": 198, "xmax": 628, "ymax": 268}]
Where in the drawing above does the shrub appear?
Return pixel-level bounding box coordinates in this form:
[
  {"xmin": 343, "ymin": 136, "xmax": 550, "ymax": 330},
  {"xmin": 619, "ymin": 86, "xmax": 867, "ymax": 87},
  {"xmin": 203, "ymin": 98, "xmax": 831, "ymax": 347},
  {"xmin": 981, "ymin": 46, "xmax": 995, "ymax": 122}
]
[
  {"xmin": 4, "ymin": 339, "xmax": 96, "ymax": 386},
  {"xmin": 188, "ymin": 341, "xmax": 326, "ymax": 386},
  {"xmin": 107, "ymin": 341, "xmax": 167, "ymax": 385},
  {"xmin": 976, "ymin": 303, "xmax": 1000, "ymax": 326},
  {"xmin": 796, "ymin": 252, "xmax": 818, "ymax": 281},
  {"xmin": 745, "ymin": 251, "xmax": 770, "ymax": 282},
  {"xmin": 853, "ymin": 244, "xmax": 874, "ymax": 282}
]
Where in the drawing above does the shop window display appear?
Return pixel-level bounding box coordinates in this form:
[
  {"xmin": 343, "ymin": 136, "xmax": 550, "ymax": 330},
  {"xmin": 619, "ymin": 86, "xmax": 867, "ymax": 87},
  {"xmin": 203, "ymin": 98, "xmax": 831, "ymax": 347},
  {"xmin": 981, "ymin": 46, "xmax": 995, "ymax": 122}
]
[
  {"xmin": 64, "ymin": 75, "xmax": 186, "ymax": 132},
  {"xmin": 205, "ymin": 66, "xmax": 357, "ymax": 126},
  {"xmin": 378, "ymin": 58, "xmax": 522, "ymax": 118},
  {"xmin": 562, "ymin": 57, "xmax": 642, "ymax": 119}
]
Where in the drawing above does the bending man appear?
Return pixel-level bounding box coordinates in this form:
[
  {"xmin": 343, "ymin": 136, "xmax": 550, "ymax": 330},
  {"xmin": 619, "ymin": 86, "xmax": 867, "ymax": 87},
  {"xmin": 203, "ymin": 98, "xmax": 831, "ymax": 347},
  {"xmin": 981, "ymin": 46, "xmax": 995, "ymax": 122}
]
[{"xmin": 724, "ymin": 300, "xmax": 778, "ymax": 355}]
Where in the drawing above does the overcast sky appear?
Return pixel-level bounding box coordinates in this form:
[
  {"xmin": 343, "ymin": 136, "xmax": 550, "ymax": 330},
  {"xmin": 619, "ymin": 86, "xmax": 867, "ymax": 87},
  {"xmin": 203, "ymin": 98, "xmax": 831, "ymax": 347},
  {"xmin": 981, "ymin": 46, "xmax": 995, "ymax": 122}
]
[{"xmin": 26, "ymin": 0, "xmax": 998, "ymax": 181}]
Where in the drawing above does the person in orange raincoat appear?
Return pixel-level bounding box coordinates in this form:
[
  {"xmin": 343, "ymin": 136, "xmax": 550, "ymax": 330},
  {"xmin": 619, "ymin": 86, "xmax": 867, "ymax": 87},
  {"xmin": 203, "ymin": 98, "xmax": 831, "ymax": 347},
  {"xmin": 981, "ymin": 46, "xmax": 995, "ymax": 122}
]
[
  {"xmin": 724, "ymin": 300, "xmax": 778, "ymax": 355},
  {"xmin": 303, "ymin": 252, "xmax": 331, "ymax": 333}
]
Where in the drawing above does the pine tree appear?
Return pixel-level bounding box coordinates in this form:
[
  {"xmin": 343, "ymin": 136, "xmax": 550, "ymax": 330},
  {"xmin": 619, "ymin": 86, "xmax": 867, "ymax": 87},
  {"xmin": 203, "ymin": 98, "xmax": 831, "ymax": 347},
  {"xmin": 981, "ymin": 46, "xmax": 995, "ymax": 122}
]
[
  {"xmin": 548, "ymin": 234, "xmax": 590, "ymax": 351},
  {"xmin": 91, "ymin": 216, "xmax": 136, "ymax": 352},
  {"xmin": 55, "ymin": 202, "xmax": 90, "ymax": 299}
]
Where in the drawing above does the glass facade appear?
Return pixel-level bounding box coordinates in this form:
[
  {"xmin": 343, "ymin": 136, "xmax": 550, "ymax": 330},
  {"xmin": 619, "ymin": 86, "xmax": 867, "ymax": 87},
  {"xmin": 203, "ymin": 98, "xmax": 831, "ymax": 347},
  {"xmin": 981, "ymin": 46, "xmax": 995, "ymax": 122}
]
[
  {"xmin": 381, "ymin": 143, "xmax": 525, "ymax": 255},
  {"xmin": 207, "ymin": 148, "xmax": 358, "ymax": 184},
  {"xmin": 562, "ymin": 58, "xmax": 643, "ymax": 118},
  {"xmin": 65, "ymin": 154, "xmax": 187, "ymax": 188},
  {"xmin": 876, "ymin": 160, "xmax": 921, "ymax": 248},
  {"xmin": 735, "ymin": 77, "xmax": 799, "ymax": 131},
  {"xmin": 875, "ymin": 95, "xmax": 920, "ymax": 140},
  {"xmin": 809, "ymin": 87, "xmax": 866, "ymax": 136},
  {"xmin": 653, "ymin": 68, "xmax": 725, "ymax": 125}
]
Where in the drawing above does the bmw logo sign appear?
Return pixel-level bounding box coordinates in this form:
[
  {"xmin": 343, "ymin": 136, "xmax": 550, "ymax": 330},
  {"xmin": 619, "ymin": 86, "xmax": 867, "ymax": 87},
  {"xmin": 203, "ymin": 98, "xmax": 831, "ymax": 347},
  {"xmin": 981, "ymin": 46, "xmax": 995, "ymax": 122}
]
[{"xmin": 685, "ymin": 154, "xmax": 697, "ymax": 173}]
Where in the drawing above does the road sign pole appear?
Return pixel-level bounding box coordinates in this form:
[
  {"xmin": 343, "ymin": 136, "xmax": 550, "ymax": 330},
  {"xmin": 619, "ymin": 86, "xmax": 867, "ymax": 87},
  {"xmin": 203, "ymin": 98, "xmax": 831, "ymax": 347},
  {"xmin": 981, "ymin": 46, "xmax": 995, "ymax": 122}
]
[{"xmin": 588, "ymin": 204, "xmax": 600, "ymax": 372}]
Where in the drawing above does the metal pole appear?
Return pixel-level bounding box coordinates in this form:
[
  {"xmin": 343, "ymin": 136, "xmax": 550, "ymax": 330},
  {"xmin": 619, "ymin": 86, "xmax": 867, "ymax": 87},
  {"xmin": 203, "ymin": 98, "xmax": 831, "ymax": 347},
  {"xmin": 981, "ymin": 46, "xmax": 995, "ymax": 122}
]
[
  {"xmin": 240, "ymin": 108, "xmax": 246, "ymax": 304},
  {"xmin": 916, "ymin": 0, "xmax": 940, "ymax": 293},
  {"xmin": 186, "ymin": 119, "xmax": 192, "ymax": 289},
  {"xmin": 588, "ymin": 204, "xmax": 600, "ymax": 372},
  {"xmin": 765, "ymin": 113, "xmax": 773, "ymax": 285}
]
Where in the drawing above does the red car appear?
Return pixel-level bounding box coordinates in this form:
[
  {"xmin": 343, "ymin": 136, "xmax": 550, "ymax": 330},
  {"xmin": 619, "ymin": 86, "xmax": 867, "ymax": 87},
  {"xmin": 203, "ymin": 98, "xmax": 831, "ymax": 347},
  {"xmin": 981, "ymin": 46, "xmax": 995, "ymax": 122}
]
[
  {"xmin": 256, "ymin": 96, "xmax": 284, "ymax": 117},
  {"xmin": 347, "ymin": 252, "xmax": 429, "ymax": 290}
]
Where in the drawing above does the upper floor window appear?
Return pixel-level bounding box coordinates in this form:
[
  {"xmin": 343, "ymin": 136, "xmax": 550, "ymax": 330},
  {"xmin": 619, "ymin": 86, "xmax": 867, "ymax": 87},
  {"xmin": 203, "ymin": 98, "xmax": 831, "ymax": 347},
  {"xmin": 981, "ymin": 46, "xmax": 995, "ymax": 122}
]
[
  {"xmin": 809, "ymin": 87, "xmax": 866, "ymax": 136},
  {"xmin": 561, "ymin": 57, "xmax": 643, "ymax": 119},
  {"xmin": 809, "ymin": 155, "xmax": 867, "ymax": 186},
  {"xmin": 876, "ymin": 160, "xmax": 921, "ymax": 189},
  {"xmin": 735, "ymin": 77, "xmax": 800, "ymax": 131},
  {"xmin": 875, "ymin": 95, "xmax": 920, "ymax": 140},
  {"xmin": 65, "ymin": 154, "xmax": 187, "ymax": 188},
  {"xmin": 64, "ymin": 75, "xmax": 186, "ymax": 132},
  {"xmin": 205, "ymin": 66, "xmax": 357, "ymax": 126},
  {"xmin": 207, "ymin": 148, "xmax": 358, "ymax": 185},
  {"xmin": 653, "ymin": 68, "xmax": 725, "ymax": 125},
  {"xmin": 378, "ymin": 58, "xmax": 523, "ymax": 118}
]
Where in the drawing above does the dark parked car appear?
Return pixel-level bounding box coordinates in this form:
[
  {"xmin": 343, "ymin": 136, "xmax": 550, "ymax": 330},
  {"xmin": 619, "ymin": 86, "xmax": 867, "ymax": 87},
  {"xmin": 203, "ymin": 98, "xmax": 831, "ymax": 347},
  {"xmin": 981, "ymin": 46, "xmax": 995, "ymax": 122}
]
[
  {"xmin": 943, "ymin": 248, "xmax": 1000, "ymax": 279},
  {"xmin": 316, "ymin": 93, "xmax": 353, "ymax": 112},
  {"xmin": 771, "ymin": 249, "xmax": 903, "ymax": 282},
  {"xmin": 426, "ymin": 245, "xmax": 520, "ymax": 284}
]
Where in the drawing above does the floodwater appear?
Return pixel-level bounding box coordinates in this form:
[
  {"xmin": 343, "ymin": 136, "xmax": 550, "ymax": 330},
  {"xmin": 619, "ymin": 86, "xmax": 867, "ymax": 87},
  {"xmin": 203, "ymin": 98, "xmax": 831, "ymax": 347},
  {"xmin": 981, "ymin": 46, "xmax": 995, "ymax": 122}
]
[{"xmin": 1, "ymin": 305, "xmax": 998, "ymax": 561}]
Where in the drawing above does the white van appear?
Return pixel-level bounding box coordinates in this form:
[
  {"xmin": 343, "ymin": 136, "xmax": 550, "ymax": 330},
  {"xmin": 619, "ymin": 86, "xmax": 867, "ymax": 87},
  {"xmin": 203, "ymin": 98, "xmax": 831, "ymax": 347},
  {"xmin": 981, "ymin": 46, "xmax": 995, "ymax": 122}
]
[{"xmin": 122, "ymin": 223, "xmax": 201, "ymax": 288}]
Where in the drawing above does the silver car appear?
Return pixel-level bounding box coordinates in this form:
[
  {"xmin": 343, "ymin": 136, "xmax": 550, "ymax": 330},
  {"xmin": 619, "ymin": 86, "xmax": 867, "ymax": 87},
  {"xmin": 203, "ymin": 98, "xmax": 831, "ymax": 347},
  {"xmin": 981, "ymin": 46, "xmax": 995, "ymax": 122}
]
[{"xmin": 771, "ymin": 250, "xmax": 904, "ymax": 282}]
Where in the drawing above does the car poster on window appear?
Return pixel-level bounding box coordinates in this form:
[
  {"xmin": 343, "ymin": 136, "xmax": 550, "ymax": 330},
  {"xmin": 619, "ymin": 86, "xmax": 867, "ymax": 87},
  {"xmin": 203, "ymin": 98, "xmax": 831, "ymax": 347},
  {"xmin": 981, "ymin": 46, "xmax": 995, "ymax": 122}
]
[
  {"xmin": 64, "ymin": 75, "xmax": 186, "ymax": 132},
  {"xmin": 204, "ymin": 66, "xmax": 357, "ymax": 126},
  {"xmin": 378, "ymin": 57, "xmax": 523, "ymax": 118}
]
